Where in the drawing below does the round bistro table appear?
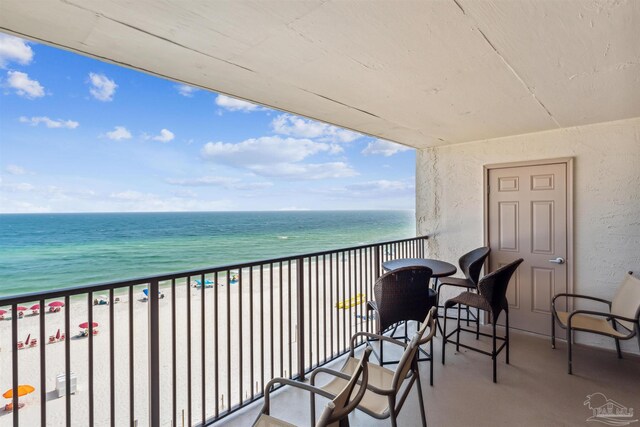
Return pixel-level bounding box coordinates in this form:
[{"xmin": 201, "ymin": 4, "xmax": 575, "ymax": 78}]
[{"xmin": 381, "ymin": 258, "xmax": 457, "ymax": 278}]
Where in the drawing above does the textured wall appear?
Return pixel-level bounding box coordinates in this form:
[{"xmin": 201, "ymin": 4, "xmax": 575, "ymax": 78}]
[{"xmin": 416, "ymin": 117, "xmax": 640, "ymax": 353}]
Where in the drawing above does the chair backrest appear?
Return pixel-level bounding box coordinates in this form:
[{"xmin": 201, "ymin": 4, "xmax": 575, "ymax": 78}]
[
  {"xmin": 477, "ymin": 259, "xmax": 523, "ymax": 317},
  {"xmin": 391, "ymin": 307, "xmax": 437, "ymax": 392},
  {"xmin": 611, "ymin": 272, "xmax": 640, "ymax": 331},
  {"xmin": 459, "ymin": 247, "xmax": 491, "ymax": 286},
  {"xmin": 374, "ymin": 266, "xmax": 433, "ymax": 331},
  {"xmin": 317, "ymin": 347, "xmax": 372, "ymax": 427}
]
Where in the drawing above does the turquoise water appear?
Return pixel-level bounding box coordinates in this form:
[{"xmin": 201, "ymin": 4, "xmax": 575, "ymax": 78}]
[{"xmin": 0, "ymin": 211, "xmax": 415, "ymax": 296}]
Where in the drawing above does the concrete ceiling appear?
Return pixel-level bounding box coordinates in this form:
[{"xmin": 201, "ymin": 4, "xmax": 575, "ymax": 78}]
[{"xmin": 1, "ymin": 0, "xmax": 638, "ymax": 149}]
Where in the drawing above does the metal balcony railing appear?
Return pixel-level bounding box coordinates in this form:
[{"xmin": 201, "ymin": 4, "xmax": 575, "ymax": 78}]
[{"xmin": 0, "ymin": 235, "xmax": 428, "ymax": 427}]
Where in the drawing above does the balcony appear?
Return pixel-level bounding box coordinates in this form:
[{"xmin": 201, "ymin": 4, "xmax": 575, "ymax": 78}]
[
  {"xmin": 1, "ymin": 235, "xmax": 638, "ymax": 426},
  {"xmin": 1, "ymin": 236, "xmax": 431, "ymax": 426}
]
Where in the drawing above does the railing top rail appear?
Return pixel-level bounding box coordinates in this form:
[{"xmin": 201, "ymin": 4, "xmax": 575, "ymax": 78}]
[{"xmin": 0, "ymin": 235, "xmax": 428, "ymax": 305}]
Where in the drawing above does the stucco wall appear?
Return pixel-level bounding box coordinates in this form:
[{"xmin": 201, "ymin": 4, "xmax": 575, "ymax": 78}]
[{"xmin": 416, "ymin": 117, "xmax": 640, "ymax": 353}]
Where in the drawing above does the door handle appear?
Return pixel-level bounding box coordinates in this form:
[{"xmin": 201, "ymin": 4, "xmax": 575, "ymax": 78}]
[{"xmin": 548, "ymin": 257, "xmax": 565, "ymax": 264}]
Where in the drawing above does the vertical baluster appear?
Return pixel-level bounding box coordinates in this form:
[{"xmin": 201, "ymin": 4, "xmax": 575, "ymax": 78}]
[
  {"xmin": 238, "ymin": 269, "xmax": 243, "ymax": 407},
  {"xmin": 323, "ymin": 255, "xmax": 327, "ymax": 363},
  {"xmin": 279, "ymin": 261, "xmax": 284, "ymax": 377},
  {"xmin": 65, "ymin": 295, "xmax": 71, "ymax": 427},
  {"xmin": 39, "ymin": 297, "xmax": 46, "ymax": 426},
  {"xmin": 269, "ymin": 264, "xmax": 274, "ymax": 380},
  {"xmin": 330, "ymin": 254, "xmax": 334, "ymax": 358},
  {"xmin": 226, "ymin": 269, "xmax": 231, "ymax": 413},
  {"xmin": 11, "ymin": 302, "xmax": 19, "ymax": 427},
  {"xmin": 249, "ymin": 266, "xmax": 254, "ymax": 398},
  {"xmin": 149, "ymin": 280, "xmax": 160, "ymax": 427},
  {"xmin": 214, "ymin": 271, "xmax": 219, "ymax": 418},
  {"xmin": 296, "ymin": 257, "xmax": 305, "ymax": 380},
  {"xmin": 259, "ymin": 265, "xmax": 264, "ymax": 391},
  {"xmin": 288, "ymin": 261, "xmax": 292, "ymax": 379},
  {"xmin": 171, "ymin": 279, "xmax": 176, "ymax": 427},
  {"xmin": 187, "ymin": 276, "xmax": 192, "ymax": 425},
  {"xmin": 88, "ymin": 292, "xmax": 95, "ymax": 426},
  {"xmin": 110, "ymin": 289, "xmax": 115, "ymax": 427},
  {"xmin": 201, "ymin": 274, "xmax": 206, "ymax": 423},
  {"xmin": 315, "ymin": 256, "xmax": 319, "ymax": 367}
]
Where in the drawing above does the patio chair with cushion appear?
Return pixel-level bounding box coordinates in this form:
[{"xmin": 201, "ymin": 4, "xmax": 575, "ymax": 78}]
[
  {"xmin": 310, "ymin": 307, "xmax": 437, "ymax": 427},
  {"xmin": 436, "ymin": 247, "xmax": 490, "ymax": 337},
  {"xmin": 366, "ymin": 266, "xmax": 436, "ymax": 384},
  {"xmin": 442, "ymin": 258, "xmax": 523, "ymax": 383},
  {"xmin": 253, "ymin": 347, "xmax": 372, "ymax": 427},
  {"xmin": 551, "ymin": 271, "xmax": 640, "ymax": 374}
]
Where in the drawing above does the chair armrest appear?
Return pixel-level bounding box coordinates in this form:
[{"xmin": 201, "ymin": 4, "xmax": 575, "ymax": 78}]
[
  {"xmin": 552, "ymin": 294, "xmax": 611, "ymax": 319},
  {"xmin": 310, "ymin": 366, "xmax": 393, "ymax": 396},
  {"xmin": 350, "ymin": 331, "xmax": 407, "ymax": 353},
  {"xmin": 264, "ymin": 377, "xmax": 336, "ymax": 402},
  {"xmin": 552, "ymin": 293, "xmax": 612, "ymax": 307},
  {"xmin": 568, "ymin": 310, "xmax": 639, "ymax": 327}
]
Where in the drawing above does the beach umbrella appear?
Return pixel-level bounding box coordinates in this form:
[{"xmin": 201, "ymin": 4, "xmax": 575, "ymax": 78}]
[
  {"xmin": 30, "ymin": 304, "xmax": 40, "ymax": 310},
  {"xmin": 78, "ymin": 322, "xmax": 99, "ymax": 329},
  {"xmin": 55, "ymin": 329, "xmax": 61, "ymax": 340},
  {"xmin": 15, "ymin": 306, "xmax": 27, "ymax": 311},
  {"xmin": 0, "ymin": 309, "xmax": 7, "ymax": 315},
  {"xmin": 2, "ymin": 385, "xmax": 35, "ymax": 399},
  {"xmin": 49, "ymin": 301, "xmax": 64, "ymax": 308}
]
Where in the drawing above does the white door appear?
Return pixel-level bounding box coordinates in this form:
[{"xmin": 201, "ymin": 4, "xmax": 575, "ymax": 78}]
[{"xmin": 488, "ymin": 162, "xmax": 568, "ymax": 336}]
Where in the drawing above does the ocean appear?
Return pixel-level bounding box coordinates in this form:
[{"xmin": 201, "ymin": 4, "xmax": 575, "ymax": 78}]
[{"xmin": 0, "ymin": 211, "xmax": 415, "ymax": 296}]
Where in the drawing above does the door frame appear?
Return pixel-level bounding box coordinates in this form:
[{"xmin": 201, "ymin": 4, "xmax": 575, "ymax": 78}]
[{"xmin": 483, "ymin": 157, "xmax": 575, "ymax": 318}]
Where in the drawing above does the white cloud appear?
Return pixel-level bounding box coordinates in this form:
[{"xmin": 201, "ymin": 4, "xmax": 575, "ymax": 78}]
[
  {"xmin": 249, "ymin": 162, "xmax": 357, "ymax": 180},
  {"xmin": 6, "ymin": 71, "xmax": 45, "ymax": 98},
  {"xmin": 321, "ymin": 180, "xmax": 415, "ymax": 199},
  {"xmin": 271, "ymin": 114, "xmax": 362, "ymax": 143},
  {"xmin": 5, "ymin": 164, "xmax": 27, "ymax": 175},
  {"xmin": 201, "ymin": 136, "xmax": 357, "ymax": 180},
  {"xmin": 0, "ymin": 35, "xmax": 33, "ymax": 68},
  {"xmin": 0, "ymin": 181, "xmax": 35, "ymax": 192},
  {"xmin": 19, "ymin": 116, "xmax": 79, "ymax": 129},
  {"xmin": 176, "ymin": 84, "xmax": 198, "ymax": 97},
  {"xmin": 88, "ymin": 72, "xmax": 117, "ymax": 101},
  {"xmin": 166, "ymin": 175, "xmax": 273, "ymax": 191},
  {"xmin": 361, "ymin": 139, "xmax": 411, "ymax": 157},
  {"xmin": 106, "ymin": 126, "xmax": 132, "ymax": 140},
  {"xmin": 215, "ymin": 94, "xmax": 261, "ymax": 112},
  {"xmin": 152, "ymin": 129, "xmax": 175, "ymax": 142}
]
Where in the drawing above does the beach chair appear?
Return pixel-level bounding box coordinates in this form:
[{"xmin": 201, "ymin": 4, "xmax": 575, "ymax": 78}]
[
  {"xmin": 92, "ymin": 329, "xmax": 99, "ymax": 336},
  {"xmin": 16, "ymin": 341, "xmax": 24, "ymax": 350},
  {"xmin": 30, "ymin": 338, "xmax": 38, "ymax": 347},
  {"xmin": 311, "ymin": 307, "xmax": 437, "ymax": 427},
  {"xmin": 552, "ymin": 271, "xmax": 640, "ymax": 374},
  {"xmin": 4, "ymin": 402, "xmax": 25, "ymax": 412},
  {"xmin": 254, "ymin": 347, "xmax": 372, "ymax": 427},
  {"xmin": 49, "ymin": 335, "xmax": 56, "ymax": 344}
]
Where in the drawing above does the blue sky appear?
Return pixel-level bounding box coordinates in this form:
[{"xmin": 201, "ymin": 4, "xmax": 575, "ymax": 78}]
[{"xmin": 0, "ymin": 34, "xmax": 415, "ymax": 213}]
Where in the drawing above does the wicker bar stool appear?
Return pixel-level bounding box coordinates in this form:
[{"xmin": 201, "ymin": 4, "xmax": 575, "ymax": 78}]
[
  {"xmin": 442, "ymin": 258, "xmax": 523, "ymax": 383},
  {"xmin": 366, "ymin": 266, "xmax": 437, "ymax": 385},
  {"xmin": 435, "ymin": 247, "xmax": 490, "ymax": 337}
]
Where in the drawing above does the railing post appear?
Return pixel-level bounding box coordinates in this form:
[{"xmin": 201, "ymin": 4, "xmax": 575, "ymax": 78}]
[
  {"xmin": 149, "ymin": 280, "xmax": 160, "ymax": 427},
  {"xmin": 375, "ymin": 245, "xmax": 381, "ymax": 278},
  {"xmin": 296, "ymin": 257, "xmax": 305, "ymax": 380}
]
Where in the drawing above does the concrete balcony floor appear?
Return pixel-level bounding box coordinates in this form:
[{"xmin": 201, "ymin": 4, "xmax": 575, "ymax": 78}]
[{"xmin": 216, "ymin": 325, "xmax": 640, "ymax": 427}]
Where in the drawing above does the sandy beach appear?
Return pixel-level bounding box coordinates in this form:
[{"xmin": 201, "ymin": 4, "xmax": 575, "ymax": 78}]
[{"xmin": 0, "ymin": 256, "xmax": 375, "ymax": 426}]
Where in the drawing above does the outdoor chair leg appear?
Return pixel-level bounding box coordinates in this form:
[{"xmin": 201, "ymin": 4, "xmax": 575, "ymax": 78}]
[
  {"xmin": 430, "ymin": 337, "xmax": 434, "ymax": 386},
  {"xmin": 505, "ymin": 309, "xmax": 510, "ymax": 364},
  {"xmin": 466, "ymin": 306, "xmax": 470, "ymax": 327},
  {"xmin": 492, "ymin": 321, "xmax": 497, "ymax": 383},
  {"xmin": 415, "ymin": 368, "xmax": 427, "ymax": 427},
  {"xmin": 389, "ymin": 397, "xmax": 398, "ymax": 427},
  {"xmin": 551, "ymin": 314, "xmax": 556, "ymax": 349},
  {"xmin": 456, "ymin": 305, "xmax": 461, "ymax": 352},
  {"xmin": 476, "ymin": 307, "xmax": 480, "ymax": 340},
  {"xmin": 612, "ymin": 322, "xmax": 622, "ymax": 359},
  {"xmin": 442, "ymin": 313, "xmax": 447, "ymax": 365},
  {"xmin": 568, "ymin": 328, "xmax": 573, "ymax": 375}
]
